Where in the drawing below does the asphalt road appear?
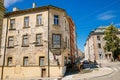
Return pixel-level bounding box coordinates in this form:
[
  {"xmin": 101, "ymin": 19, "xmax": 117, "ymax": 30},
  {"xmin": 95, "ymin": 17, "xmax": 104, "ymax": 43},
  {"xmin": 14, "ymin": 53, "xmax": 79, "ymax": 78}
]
[{"xmin": 88, "ymin": 62, "xmax": 120, "ymax": 80}]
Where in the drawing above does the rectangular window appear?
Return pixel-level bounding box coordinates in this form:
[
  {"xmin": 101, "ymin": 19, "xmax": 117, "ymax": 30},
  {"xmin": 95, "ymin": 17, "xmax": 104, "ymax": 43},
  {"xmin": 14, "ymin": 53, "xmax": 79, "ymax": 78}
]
[
  {"xmin": 23, "ymin": 57, "xmax": 28, "ymax": 66},
  {"xmin": 7, "ymin": 57, "xmax": 12, "ymax": 66},
  {"xmin": 22, "ymin": 35, "xmax": 29, "ymax": 46},
  {"xmin": 98, "ymin": 43, "xmax": 101, "ymax": 48},
  {"xmin": 52, "ymin": 34, "xmax": 61, "ymax": 48},
  {"xmin": 8, "ymin": 36, "xmax": 14, "ymax": 47},
  {"xmin": 37, "ymin": 14, "xmax": 42, "ymax": 25},
  {"xmin": 97, "ymin": 36, "xmax": 101, "ymax": 41},
  {"xmin": 54, "ymin": 15, "xmax": 59, "ymax": 25},
  {"xmin": 24, "ymin": 17, "xmax": 29, "ymax": 27},
  {"xmin": 36, "ymin": 34, "xmax": 42, "ymax": 45},
  {"xmin": 10, "ymin": 19, "xmax": 15, "ymax": 29},
  {"xmin": 39, "ymin": 57, "xmax": 44, "ymax": 66}
]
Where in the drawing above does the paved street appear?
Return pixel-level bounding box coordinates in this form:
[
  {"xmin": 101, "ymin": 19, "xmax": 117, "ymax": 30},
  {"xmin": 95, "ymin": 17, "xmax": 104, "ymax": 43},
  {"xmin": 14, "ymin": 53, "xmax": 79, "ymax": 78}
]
[
  {"xmin": 62, "ymin": 62, "xmax": 120, "ymax": 80},
  {"xmin": 90, "ymin": 62, "xmax": 120, "ymax": 80}
]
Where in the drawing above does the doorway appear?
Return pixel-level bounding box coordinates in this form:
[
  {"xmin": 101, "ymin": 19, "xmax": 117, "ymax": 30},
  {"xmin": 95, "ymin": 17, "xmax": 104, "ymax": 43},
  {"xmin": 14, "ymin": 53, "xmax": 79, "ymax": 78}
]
[{"xmin": 41, "ymin": 69, "xmax": 46, "ymax": 77}]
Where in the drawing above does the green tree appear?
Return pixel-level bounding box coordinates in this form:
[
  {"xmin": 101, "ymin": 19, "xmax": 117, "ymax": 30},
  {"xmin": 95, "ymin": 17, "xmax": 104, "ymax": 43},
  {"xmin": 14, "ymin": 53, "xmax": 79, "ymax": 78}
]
[{"xmin": 104, "ymin": 25, "xmax": 120, "ymax": 59}]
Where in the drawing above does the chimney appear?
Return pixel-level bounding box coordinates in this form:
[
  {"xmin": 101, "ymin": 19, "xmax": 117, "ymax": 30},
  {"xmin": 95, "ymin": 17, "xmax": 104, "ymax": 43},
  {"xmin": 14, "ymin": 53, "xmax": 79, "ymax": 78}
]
[
  {"xmin": 13, "ymin": 7, "xmax": 19, "ymax": 11},
  {"xmin": 32, "ymin": 2, "xmax": 36, "ymax": 8}
]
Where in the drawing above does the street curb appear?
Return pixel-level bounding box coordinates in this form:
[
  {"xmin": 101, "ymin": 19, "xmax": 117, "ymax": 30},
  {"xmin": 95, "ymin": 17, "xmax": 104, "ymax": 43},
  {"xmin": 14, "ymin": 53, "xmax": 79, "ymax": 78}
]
[
  {"xmin": 92, "ymin": 69, "xmax": 114, "ymax": 78},
  {"xmin": 70, "ymin": 68, "xmax": 114, "ymax": 80},
  {"xmin": 84, "ymin": 68, "xmax": 114, "ymax": 79}
]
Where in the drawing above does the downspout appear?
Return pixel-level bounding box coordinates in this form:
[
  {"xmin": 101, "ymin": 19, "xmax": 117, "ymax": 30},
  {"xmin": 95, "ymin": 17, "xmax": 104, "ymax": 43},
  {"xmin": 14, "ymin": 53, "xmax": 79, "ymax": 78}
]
[
  {"xmin": 47, "ymin": 7, "xmax": 50, "ymax": 77},
  {"xmin": 1, "ymin": 18, "xmax": 9, "ymax": 80}
]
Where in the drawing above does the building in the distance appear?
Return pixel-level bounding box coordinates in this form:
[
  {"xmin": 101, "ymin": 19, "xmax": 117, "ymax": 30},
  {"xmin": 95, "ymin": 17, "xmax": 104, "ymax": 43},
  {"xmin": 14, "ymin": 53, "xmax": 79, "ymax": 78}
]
[
  {"xmin": 0, "ymin": 4, "xmax": 76, "ymax": 79},
  {"xmin": 84, "ymin": 26, "xmax": 120, "ymax": 62},
  {"xmin": 67, "ymin": 16, "xmax": 77, "ymax": 68},
  {"xmin": 77, "ymin": 49, "xmax": 84, "ymax": 59}
]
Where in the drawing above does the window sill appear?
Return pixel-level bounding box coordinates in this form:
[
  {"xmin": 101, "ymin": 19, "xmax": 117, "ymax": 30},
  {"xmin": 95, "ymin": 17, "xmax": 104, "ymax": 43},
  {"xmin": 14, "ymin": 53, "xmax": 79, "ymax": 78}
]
[
  {"xmin": 9, "ymin": 28, "xmax": 16, "ymax": 30},
  {"xmin": 53, "ymin": 24, "xmax": 60, "ymax": 27},
  {"xmin": 23, "ymin": 65, "xmax": 29, "ymax": 67},
  {"xmin": 7, "ymin": 46, "xmax": 14, "ymax": 48},
  {"xmin": 39, "ymin": 65, "xmax": 45, "ymax": 67},
  {"xmin": 36, "ymin": 24, "xmax": 43, "ymax": 27},
  {"xmin": 35, "ymin": 44, "xmax": 43, "ymax": 47},
  {"xmin": 23, "ymin": 26, "xmax": 30, "ymax": 29},
  {"xmin": 21, "ymin": 45, "xmax": 29, "ymax": 47},
  {"xmin": 6, "ymin": 66, "xmax": 14, "ymax": 67},
  {"xmin": 52, "ymin": 47, "xmax": 61, "ymax": 49}
]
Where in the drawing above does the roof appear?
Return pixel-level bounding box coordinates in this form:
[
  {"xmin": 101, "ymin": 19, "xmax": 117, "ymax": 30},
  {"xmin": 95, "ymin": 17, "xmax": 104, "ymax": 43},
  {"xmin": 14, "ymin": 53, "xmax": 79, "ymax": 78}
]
[{"xmin": 4, "ymin": 5, "xmax": 66, "ymax": 17}]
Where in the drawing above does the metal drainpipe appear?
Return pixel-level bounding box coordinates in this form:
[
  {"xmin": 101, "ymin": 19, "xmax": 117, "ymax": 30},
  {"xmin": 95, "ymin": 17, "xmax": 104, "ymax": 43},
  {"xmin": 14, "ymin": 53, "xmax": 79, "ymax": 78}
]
[
  {"xmin": 1, "ymin": 18, "xmax": 9, "ymax": 80},
  {"xmin": 47, "ymin": 7, "xmax": 50, "ymax": 77}
]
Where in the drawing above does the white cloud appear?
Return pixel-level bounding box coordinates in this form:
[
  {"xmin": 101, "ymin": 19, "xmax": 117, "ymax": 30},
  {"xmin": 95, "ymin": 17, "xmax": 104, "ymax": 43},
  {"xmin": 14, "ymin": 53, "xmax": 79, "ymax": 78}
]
[
  {"xmin": 4, "ymin": 0, "xmax": 22, "ymax": 7},
  {"xmin": 97, "ymin": 11, "xmax": 116, "ymax": 20}
]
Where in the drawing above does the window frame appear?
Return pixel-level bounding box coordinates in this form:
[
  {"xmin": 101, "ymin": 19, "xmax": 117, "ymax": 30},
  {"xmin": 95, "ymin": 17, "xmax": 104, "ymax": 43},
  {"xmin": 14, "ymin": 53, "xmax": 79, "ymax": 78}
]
[
  {"xmin": 36, "ymin": 14, "xmax": 42, "ymax": 25},
  {"xmin": 7, "ymin": 57, "xmax": 12, "ymax": 66},
  {"xmin": 39, "ymin": 56, "xmax": 45, "ymax": 66},
  {"xmin": 23, "ymin": 57, "xmax": 28, "ymax": 66},
  {"xmin": 52, "ymin": 34, "xmax": 61, "ymax": 48},
  {"xmin": 22, "ymin": 35, "xmax": 29, "ymax": 47},
  {"xmin": 8, "ymin": 36, "xmax": 14, "ymax": 48},
  {"xmin": 10, "ymin": 19, "xmax": 15, "ymax": 30},
  {"xmin": 97, "ymin": 36, "xmax": 101, "ymax": 41},
  {"xmin": 98, "ymin": 43, "xmax": 101, "ymax": 48},
  {"xmin": 54, "ymin": 15, "xmax": 59, "ymax": 25},
  {"xmin": 35, "ymin": 33, "xmax": 43, "ymax": 46},
  {"xmin": 24, "ymin": 16, "xmax": 30, "ymax": 28}
]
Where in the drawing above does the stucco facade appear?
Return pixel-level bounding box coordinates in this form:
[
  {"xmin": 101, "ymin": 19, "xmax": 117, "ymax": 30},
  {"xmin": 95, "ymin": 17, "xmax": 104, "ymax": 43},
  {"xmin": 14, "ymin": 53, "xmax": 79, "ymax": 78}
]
[
  {"xmin": 0, "ymin": 5, "xmax": 72, "ymax": 79},
  {"xmin": 84, "ymin": 27, "xmax": 120, "ymax": 62}
]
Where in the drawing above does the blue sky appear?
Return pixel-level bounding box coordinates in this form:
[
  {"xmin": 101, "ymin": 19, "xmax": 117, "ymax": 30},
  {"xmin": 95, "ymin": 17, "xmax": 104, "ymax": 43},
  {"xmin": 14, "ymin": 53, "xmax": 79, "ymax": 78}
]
[{"xmin": 4, "ymin": 0, "xmax": 120, "ymax": 52}]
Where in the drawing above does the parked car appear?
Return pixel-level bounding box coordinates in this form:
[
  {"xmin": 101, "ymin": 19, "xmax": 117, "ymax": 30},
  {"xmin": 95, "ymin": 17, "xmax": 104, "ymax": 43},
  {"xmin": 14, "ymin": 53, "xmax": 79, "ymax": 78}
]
[{"xmin": 82, "ymin": 60, "xmax": 99, "ymax": 69}]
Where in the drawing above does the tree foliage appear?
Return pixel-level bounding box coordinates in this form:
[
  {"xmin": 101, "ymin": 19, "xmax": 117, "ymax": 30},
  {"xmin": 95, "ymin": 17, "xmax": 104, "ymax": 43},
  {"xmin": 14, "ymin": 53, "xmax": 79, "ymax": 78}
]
[{"xmin": 103, "ymin": 25, "xmax": 120, "ymax": 59}]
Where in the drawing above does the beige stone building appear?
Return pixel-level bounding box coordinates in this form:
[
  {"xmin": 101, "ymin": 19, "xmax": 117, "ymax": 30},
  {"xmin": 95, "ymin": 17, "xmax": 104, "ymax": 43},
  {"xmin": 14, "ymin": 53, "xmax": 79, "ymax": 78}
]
[
  {"xmin": 0, "ymin": 0, "xmax": 5, "ymax": 52},
  {"xmin": 84, "ymin": 26, "xmax": 120, "ymax": 62},
  {"xmin": 0, "ymin": 4, "xmax": 72, "ymax": 79}
]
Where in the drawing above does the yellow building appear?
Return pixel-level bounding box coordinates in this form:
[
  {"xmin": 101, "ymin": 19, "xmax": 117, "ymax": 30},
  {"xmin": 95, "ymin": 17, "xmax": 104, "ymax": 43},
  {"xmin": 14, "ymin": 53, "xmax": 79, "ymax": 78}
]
[{"xmin": 0, "ymin": 4, "xmax": 73, "ymax": 80}]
